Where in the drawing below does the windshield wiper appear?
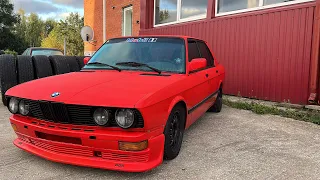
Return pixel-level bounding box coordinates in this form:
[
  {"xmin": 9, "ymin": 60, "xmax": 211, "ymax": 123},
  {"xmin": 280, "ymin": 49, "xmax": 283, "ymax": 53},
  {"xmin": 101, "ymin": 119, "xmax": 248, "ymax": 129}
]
[
  {"xmin": 87, "ymin": 62, "xmax": 121, "ymax": 72},
  {"xmin": 116, "ymin": 62, "xmax": 162, "ymax": 74}
]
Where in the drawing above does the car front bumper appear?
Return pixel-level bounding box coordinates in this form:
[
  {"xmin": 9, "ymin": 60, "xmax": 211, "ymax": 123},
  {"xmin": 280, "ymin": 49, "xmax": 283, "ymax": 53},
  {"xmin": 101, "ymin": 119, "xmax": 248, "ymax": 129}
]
[{"xmin": 10, "ymin": 115, "xmax": 164, "ymax": 172}]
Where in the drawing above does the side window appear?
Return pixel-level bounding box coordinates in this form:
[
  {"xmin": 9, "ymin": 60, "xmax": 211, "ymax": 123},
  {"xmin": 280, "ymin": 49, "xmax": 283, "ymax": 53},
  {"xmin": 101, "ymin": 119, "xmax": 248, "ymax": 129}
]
[
  {"xmin": 188, "ymin": 40, "xmax": 201, "ymax": 61},
  {"xmin": 22, "ymin": 49, "xmax": 29, "ymax": 55},
  {"xmin": 197, "ymin": 41, "xmax": 214, "ymax": 67}
]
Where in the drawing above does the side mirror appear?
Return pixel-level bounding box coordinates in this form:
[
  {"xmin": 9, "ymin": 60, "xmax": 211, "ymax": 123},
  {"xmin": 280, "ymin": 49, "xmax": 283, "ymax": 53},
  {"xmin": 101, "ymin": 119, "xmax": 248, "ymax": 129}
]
[
  {"xmin": 189, "ymin": 58, "xmax": 207, "ymax": 73},
  {"xmin": 83, "ymin": 57, "xmax": 91, "ymax": 65}
]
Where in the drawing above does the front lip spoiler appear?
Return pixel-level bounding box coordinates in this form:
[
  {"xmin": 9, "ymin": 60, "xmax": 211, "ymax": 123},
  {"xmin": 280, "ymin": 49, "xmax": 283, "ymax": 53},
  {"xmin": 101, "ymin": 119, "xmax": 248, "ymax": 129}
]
[
  {"xmin": 10, "ymin": 115, "xmax": 165, "ymax": 172},
  {"xmin": 14, "ymin": 133, "xmax": 165, "ymax": 172}
]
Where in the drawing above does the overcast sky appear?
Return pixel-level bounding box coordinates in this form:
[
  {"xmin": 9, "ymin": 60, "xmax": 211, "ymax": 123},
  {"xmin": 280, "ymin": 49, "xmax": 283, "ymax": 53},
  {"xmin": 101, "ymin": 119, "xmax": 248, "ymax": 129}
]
[{"xmin": 11, "ymin": 0, "xmax": 84, "ymax": 20}]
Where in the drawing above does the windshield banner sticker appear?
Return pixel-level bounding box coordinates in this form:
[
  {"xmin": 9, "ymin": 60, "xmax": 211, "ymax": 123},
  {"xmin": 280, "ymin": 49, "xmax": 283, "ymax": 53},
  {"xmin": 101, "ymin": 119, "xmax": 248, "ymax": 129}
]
[{"xmin": 126, "ymin": 38, "xmax": 158, "ymax": 43}]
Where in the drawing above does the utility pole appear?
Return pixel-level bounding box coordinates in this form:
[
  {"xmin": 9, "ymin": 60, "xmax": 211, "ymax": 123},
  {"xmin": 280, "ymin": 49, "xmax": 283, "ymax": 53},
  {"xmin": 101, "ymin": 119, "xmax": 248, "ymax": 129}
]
[{"xmin": 64, "ymin": 37, "xmax": 66, "ymax": 55}]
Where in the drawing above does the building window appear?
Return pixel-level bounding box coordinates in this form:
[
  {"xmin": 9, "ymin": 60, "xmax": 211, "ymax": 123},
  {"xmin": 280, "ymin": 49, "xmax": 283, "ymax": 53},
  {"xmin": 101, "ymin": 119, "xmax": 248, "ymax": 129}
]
[
  {"xmin": 154, "ymin": 0, "xmax": 208, "ymax": 26},
  {"xmin": 123, "ymin": 6, "xmax": 133, "ymax": 36},
  {"xmin": 217, "ymin": 0, "xmax": 314, "ymax": 15}
]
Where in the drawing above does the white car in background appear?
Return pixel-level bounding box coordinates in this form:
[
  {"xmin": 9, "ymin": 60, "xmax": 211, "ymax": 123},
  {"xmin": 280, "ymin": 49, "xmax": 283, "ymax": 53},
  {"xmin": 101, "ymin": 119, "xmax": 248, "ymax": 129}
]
[{"xmin": 22, "ymin": 48, "xmax": 63, "ymax": 56}]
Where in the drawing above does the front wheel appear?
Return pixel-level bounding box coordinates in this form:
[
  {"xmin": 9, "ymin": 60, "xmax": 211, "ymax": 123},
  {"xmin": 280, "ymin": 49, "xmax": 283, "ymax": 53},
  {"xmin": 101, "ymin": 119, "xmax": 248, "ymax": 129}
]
[
  {"xmin": 163, "ymin": 105, "xmax": 186, "ymax": 160},
  {"xmin": 208, "ymin": 90, "xmax": 223, "ymax": 113}
]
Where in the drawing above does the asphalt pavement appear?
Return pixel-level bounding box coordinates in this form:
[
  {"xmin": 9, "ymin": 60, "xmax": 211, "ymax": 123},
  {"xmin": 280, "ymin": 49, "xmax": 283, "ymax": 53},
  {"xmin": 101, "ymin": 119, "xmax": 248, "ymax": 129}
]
[{"xmin": 0, "ymin": 104, "xmax": 319, "ymax": 180}]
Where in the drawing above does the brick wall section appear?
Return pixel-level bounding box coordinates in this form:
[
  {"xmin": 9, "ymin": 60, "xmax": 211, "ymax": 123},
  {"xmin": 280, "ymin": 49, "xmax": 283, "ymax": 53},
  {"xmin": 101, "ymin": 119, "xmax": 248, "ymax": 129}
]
[
  {"xmin": 84, "ymin": 0, "xmax": 103, "ymax": 53},
  {"xmin": 106, "ymin": 0, "xmax": 140, "ymax": 39},
  {"xmin": 84, "ymin": 0, "xmax": 141, "ymax": 54}
]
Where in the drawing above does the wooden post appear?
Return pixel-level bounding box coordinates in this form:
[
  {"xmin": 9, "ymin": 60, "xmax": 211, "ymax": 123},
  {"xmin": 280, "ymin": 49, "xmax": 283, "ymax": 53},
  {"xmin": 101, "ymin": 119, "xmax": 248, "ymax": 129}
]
[{"xmin": 309, "ymin": 0, "xmax": 320, "ymax": 104}]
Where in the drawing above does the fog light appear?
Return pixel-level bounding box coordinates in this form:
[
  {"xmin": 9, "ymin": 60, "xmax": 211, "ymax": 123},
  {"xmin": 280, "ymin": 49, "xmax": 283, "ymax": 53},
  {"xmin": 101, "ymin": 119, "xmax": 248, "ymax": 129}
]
[
  {"xmin": 11, "ymin": 124, "xmax": 17, "ymax": 131},
  {"xmin": 119, "ymin": 141, "xmax": 148, "ymax": 151}
]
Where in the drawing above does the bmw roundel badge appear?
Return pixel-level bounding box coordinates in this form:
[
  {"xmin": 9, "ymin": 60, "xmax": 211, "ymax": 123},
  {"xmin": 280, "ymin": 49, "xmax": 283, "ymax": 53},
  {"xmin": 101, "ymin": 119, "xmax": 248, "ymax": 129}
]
[{"xmin": 51, "ymin": 92, "xmax": 60, "ymax": 98}]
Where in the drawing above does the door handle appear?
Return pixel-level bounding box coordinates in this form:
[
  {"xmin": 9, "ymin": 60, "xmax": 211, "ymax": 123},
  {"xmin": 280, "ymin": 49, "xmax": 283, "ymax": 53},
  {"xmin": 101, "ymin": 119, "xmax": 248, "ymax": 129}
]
[{"xmin": 206, "ymin": 74, "xmax": 209, "ymax": 78}]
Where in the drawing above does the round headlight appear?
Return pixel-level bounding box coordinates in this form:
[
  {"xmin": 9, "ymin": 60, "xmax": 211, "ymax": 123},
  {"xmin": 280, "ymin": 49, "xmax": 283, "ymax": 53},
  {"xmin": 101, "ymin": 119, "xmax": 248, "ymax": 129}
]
[
  {"xmin": 8, "ymin": 97, "xmax": 19, "ymax": 114},
  {"xmin": 93, "ymin": 108, "xmax": 109, "ymax": 126},
  {"xmin": 19, "ymin": 100, "xmax": 30, "ymax": 115},
  {"xmin": 115, "ymin": 109, "xmax": 135, "ymax": 129}
]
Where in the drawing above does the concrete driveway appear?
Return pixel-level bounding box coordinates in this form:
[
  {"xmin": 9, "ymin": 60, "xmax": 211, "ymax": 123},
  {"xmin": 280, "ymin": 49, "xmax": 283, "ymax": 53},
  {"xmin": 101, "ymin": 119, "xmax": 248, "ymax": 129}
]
[{"xmin": 0, "ymin": 104, "xmax": 319, "ymax": 180}]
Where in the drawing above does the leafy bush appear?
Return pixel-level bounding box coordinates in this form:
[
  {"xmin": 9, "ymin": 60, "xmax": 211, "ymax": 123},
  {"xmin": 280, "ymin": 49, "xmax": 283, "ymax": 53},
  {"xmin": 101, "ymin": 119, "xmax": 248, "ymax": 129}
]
[{"xmin": 4, "ymin": 49, "xmax": 17, "ymax": 55}]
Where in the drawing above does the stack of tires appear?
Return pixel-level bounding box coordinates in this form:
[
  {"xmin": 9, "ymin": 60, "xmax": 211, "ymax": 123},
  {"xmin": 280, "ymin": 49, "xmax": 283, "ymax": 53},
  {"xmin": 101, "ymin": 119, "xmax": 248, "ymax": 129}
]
[{"xmin": 0, "ymin": 55, "xmax": 86, "ymax": 106}]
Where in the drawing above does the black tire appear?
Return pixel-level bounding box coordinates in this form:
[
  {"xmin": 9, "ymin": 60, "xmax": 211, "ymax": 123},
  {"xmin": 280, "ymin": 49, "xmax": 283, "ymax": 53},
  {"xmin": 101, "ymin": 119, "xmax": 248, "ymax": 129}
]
[
  {"xmin": 33, "ymin": 55, "xmax": 53, "ymax": 79},
  {"xmin": 17, "ymin": 55, "xmax": 35, "ymax": 84},
  {"xmin": 2, "ymin": 94, "xmax": 7, "ymax": 106},
  {"xmin": 164, "ymin": 105, "xmax": 186, "ymax": 160},
  {"xmin": 208, "ymin": 90, "xmax": 223, "ymax": 113},
  {"xmin": 75, "ymin": 56, "xmax": 86, "ymax": 69},
  {"xmin": 65, "ymin": 56, "xmax": 80, "ymax": 72},
  {"xmin": 0, "ymin": 55, "xmax": 18, "ymax": 106},
  {"xmin": 49, "ymin": 55, "xmax": 70, "ymax": 75}
]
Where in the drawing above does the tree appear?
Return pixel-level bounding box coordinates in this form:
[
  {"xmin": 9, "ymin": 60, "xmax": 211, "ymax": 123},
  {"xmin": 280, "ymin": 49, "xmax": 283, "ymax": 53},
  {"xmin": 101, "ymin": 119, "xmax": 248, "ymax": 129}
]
[
  {"xmin": 26, "ymin": 13, "xmax": 44, "ymax": 47},
  {"xmin": 43, "ymin": 19, "xmax": 56, "ymax": 38},
  {"xmin": 42, "ymin": 13, "xmax": 84, "ymax": 56},
  {"xmin": 0, "ymin": 0, "xmax": 18, "ymax": 29},
  {"xmin": 0, "ymin": 0, "xmax": 20, "ymax": 51},
  {"xmin": 59, "ymin": 13, "xmax": 84, "ymax": 56},
  {"xmin": 41, "ymin": 26, "xmax": 64, "ymax": 51}
]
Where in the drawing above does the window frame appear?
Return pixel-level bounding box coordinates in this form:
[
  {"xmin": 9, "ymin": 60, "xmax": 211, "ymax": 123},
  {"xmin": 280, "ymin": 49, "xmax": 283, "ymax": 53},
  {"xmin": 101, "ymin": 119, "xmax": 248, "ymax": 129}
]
[
  {"xmin": 187, "ymin": 39, "xmax": 202, "ymax": 62},
  {"xmin": 154, "ymin": 0, "xmax": 207, "ymax": 28},
  {"xmin": 123, "ymin": 6, "xmax": 133, "ymax": 36},
  {"xmin": 188, "ymin": 38, "xmax": 215, "ymax": 74},
  {"xmin": 197, "ymin": 40, "xmax": 215, "ymax": 67},
  {"xmin": 215, "ymin": 0, "xmax": 314, "ymax": 17}
]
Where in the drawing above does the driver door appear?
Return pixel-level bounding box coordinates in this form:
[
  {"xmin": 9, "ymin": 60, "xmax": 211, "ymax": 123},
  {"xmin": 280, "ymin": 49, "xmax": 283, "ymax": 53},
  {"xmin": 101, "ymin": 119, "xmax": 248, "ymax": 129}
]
[{"xmin": 184, "ymin": 39, "xmax": 211, "ymax": 126}]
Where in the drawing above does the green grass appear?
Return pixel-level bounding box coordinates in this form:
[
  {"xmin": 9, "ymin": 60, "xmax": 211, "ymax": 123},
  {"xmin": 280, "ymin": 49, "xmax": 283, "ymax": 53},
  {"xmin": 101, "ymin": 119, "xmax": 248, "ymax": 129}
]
[{"xmin": 223, "ymin": 99, "xmax": 320, "ymax": 125}]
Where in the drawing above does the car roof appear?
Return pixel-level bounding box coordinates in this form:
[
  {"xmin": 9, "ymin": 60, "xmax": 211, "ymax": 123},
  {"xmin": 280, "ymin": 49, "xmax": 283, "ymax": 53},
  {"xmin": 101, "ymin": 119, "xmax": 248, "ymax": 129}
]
[
  {"xmin": 28, "ymin": 47, "xmax": 62, "ymax": 51},
  {"xmin": 111, "ymin": 35, "xmax": 205, "ymax": 42}
]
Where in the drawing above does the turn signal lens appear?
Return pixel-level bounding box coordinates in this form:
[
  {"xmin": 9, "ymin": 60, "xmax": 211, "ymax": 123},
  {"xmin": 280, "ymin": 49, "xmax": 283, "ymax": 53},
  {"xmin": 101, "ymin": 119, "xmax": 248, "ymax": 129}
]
[
  {"xmin": 11, "ymin": 124, "xmax": 17, "ymax": 131},
  {"xmin": 119, "ymin": 141, "xmax": 148, "ymax": 151}
]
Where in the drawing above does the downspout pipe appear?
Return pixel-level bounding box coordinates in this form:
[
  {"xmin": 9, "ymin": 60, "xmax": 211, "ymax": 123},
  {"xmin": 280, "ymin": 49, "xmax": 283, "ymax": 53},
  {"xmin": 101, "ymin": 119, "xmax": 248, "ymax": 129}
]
[
  {"xmin": 103, "ymin": 0, "xmax": 106, "ymax": 42},
  {"xmin": 309, "ymin": 0, "xmax": 320, "ymax": 104}
]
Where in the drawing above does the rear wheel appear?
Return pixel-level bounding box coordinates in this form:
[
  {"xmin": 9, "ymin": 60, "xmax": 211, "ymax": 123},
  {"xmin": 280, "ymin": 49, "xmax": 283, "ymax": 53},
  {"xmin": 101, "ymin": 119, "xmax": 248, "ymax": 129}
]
[
  {"xmin": 208, "ymin": 90, "xmax": 223, "ymax": 113},
  {"xmin": 164, "ymin": 105, "xmax": 185, "ymax": 160}
]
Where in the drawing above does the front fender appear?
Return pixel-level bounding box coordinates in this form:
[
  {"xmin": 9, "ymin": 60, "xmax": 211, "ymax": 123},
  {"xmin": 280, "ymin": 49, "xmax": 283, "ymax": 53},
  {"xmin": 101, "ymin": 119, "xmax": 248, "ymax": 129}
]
[{"xmin": 167, "ymin": 96, "xmax": 187, "ymax": 115}]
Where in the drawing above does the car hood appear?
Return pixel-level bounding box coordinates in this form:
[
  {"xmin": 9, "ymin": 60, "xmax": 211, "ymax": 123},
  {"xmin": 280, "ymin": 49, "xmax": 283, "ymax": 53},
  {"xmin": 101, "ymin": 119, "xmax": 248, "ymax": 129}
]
[{"xmin": 6, "ymin": 71, "xmax": 185, "ymax": 108}]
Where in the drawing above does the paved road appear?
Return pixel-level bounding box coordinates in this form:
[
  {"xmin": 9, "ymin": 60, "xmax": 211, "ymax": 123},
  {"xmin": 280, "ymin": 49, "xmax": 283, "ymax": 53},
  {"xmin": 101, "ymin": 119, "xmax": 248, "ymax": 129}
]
[{"xmin": 0, "ymin": 104, "xmax": 319, "ymax": 180}]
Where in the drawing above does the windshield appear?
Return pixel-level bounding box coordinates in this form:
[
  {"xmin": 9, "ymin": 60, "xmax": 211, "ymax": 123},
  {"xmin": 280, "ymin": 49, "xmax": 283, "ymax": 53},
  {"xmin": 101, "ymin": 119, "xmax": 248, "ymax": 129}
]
[
  {"xmin": 83, "ymin": 37, "xmax": 186, "ymax": 73},
  {"xmin": 31, "ymin": 49, "xmax": 63, "ymax": 56}
]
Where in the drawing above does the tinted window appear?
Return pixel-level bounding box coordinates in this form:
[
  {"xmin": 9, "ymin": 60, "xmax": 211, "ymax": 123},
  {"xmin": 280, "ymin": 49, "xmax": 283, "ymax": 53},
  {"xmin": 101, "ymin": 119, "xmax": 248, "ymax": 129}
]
[
  {"xmin": 84, "ymin": 38, "xmax": 186, "ymax": 74},
  {"xmin": 31, "ymin": 50, "xmax": 63, "ymax": 56},
  {"xmin": 188, "ymin": 40, "xmax": 201, "ymax": 61},
  {"xmin": 197, "ymin": 41, "xmax": 214, "ymax": 67}
]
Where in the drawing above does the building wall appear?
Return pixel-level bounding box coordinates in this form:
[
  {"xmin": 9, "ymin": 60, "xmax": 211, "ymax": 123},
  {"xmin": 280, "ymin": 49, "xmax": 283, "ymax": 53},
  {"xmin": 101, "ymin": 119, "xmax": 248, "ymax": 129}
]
[
  {"xmin": 84, "ymin": 0, "xmax": 140, "ymax": 56},
  {"xmin": 106, "ymin": 0, "xmax": 140, "ymax": 39},
  {"xmin": 140, "ymin": 1, "xmax": 316, "ymax": 104},
  {"xmin": 84, "ymin": 0, "xmax": 103, "ymax": 56}
]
